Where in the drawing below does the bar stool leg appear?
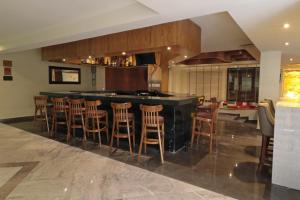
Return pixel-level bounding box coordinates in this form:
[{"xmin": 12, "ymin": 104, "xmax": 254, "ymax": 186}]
[
  {"xmin": 127, "ymin": 120, "xmax": 132, "ymax": 154},
  {"xmin": 105, "ymin": 113, "xmax": 109, "ymax": 141},
  {"xmin": 162, "ymin": 123, "xmax": 165, "ymax": 154},
  {"xmin": 144, "ymin": 130, "xmax": 147, "ymax": 154},
  {"xmin": 132, "ymin": 119, "xmax": 136, "ymax": 148},
  {"xmin": 81, "ymin": 115, "xmax": 86, "ymax": 142},
  {"xmin": 110, "ymin": 120, "xmax": 115, "ymax": 149},
  {"xmin": 191, "ymin": 117, "xmax": 196, "ymax": 148},
  {"xmin": 157, "ymin": 126, "xmax": 164, "ymax": 164},
  {"xmin": 138, "ymin": 126, "xmax": 145, "ymax": 161},
  {"xmin": 116, "ymin": 122, "xmax": 120, "ymax": 147},
  {"xmin": 44, "ymin": 110, "xmax": 50, "ymax": 134},
  {"xmin": 96, "ymin": 118, "xmax": 101, "ymax": 148},
  {"xmin": 209, "ymin": 123, "xmax": 213, "ymax": 153},
  {"xmin": 92, "ymin": 118, "xmax": 96, "ymax": 141}
]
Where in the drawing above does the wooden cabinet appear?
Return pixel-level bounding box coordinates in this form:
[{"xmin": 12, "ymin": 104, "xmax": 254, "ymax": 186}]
[{"xmin": 105, "ymin": 67, "xmax": 148, "ymax": 91}]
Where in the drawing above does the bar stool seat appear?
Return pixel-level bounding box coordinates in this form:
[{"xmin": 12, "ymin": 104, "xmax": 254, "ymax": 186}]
[
  {"xmin": 138, "ymin": 104, "xmax": 165, "ymax": 163},
  {"xmin": 110, "ymin": 102, "xmax": 135, "ymax": 154}
]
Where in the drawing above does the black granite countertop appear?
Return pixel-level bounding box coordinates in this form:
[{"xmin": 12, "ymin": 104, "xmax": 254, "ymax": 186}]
[{"xmin": 40, "ymin": 91, "xmax": 197, "ymax": 106}]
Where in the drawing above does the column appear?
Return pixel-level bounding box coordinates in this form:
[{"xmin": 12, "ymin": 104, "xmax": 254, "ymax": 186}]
[{"xmin": 258, "ymin": 51, "xmax": 282, "ymax": 102}]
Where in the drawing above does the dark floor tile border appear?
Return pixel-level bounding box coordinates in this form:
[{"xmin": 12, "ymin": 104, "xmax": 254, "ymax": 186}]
[
  {"xmin": 0, "ymin": 161, "xmax": 39, "ymax": 199},
  {"xmin": 0, "ymin": 116, "xmax": 34, "ymax": 124}
]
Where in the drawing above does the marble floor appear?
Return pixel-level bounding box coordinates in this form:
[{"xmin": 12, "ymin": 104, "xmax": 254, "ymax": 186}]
[
  {"xmin": 3, "ymin": 118, "xmax": 300, "ymax": 200},
  {"xmin": 0, "ymin": 122, "xmax": 235, "ymax": 200}
]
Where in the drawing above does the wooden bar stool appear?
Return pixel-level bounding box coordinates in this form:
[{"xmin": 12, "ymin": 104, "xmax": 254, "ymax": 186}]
[
  {"xmin": 34, "ymin": 96, "xmax": 50, "ymax": 134},
  {"xmin": 84, "ymin": 100, "xmax": 109, "ymax": 147},
  {"xmin": 191, "ymin": 102, "xmax": 218, "ymax": 153},
  {"xmin": 67, "ymin": 98, "xmax": 86, "ymax": 142},
  {"xmin": 138, "ymin": 104, "xmax": 165, "ymax": 163},
  {"xmin": 51, "ymin": 97, "xmax": 69, "ymax": 137},
  {"xmin": 110, "ymin": 102, "xmax": 135, "ymax": 154}
]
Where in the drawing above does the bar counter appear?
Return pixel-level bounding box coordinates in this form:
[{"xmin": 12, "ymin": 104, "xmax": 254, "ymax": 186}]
[{"xmin": 40, "ymin": 91, "xmax": 197, "ymax": 152}]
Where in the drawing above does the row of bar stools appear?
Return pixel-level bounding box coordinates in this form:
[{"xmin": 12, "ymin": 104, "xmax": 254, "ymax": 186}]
[
  {"xmin": 51, "ymin": 97, "xmax": 69, "ymax": 137},
  {"xmin": 138, "ymin": 104, "xmax": 165, "ymax": 163},
  {"xmin": 34, "ymin": 96, "xmax": 50, "ymax": 133},
  {"xmin": 110, "ymin": 102, "xmax": 135, "ymax": 154},
  {"xmin": 85, "ymin": 100, "xmax": 109, "ymax": 147}
]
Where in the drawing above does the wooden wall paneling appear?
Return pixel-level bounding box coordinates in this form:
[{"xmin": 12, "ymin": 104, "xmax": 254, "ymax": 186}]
[
  {"xmin": 150, "ymin": 22, "xmax": 177, "ymax": 48},
  {"xmin": 76, "ymin": 39, "xmax": 90, "ymax": 58},
  {"xmin": 177, "ymin": 20, "xmax": 201, "ymax": 54},
  {"xmin": 107, "ymin": 31, "xmax": 128, "ymax": 54},
  {"xmin": 127, "ymin": 27, "xmax": 152, "ymax": 51},
  {"xmin": 64, "ymin": 42, "xmax": 77, "ymax": 58},
  {"xmin": 90, "ymin": 35, "xmax": 108, "ymax": 56}
]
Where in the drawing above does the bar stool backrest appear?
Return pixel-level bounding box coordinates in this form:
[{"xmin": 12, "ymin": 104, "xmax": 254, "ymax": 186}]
[
  {"xmin": 140, "ymin": 104, "xmax": 163, "ymax": 127},
  {"xmin": 198, "ymin": 96, "xmax": 205, "ymax": 106},
  {"xmin": 34, "ymin": 96, "xmax": 48, "ymax": 110},
  {"xmin": 111, "ymin": 102, "xmax": 132, "ymax": 122},
  {"xmin": 69, "ymin": 99, "xmax": 84, "ymax": 115},
  {"xmin": 85, "ymin": 100, "xmax": 101, "ymax": 118},
  {"xmin": 258, "ymin": 103, "xmax": 274, "ymax": 137},
  {"xmin": 52, "ymin": 98, "xmax": 67, "ymax": 113}
]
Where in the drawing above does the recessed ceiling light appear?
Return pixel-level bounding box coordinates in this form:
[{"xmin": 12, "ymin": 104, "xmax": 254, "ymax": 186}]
[
  {"xmin": 285, "ymin": 42, "xmax": 290, "ymax": 46},
  {"xmin": 184, "ymin": 55, "xmax": 188, "ymax": 59},
  {"xmin": 283, "ymin": 23, "xmax": 290, "ymax": 29},
  {"xmin": 62, "ymin": 58, "xmax": 66, "ymax": 62},
  {"xmin": 167, "ymin": 46, "xmax": 172, "ymax": 51},
  {"xmin": 289, "ymin": 58, "xmax": 293, "ymax": 62},
  {"xmin": 122, "ymin": 52, "xmax": 126, "ymax": 55}
]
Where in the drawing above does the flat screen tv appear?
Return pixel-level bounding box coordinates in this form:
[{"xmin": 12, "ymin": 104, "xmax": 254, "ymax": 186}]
[{"xmin": 135, "ymin": 52, "xmax": 156, "ymax": 66}]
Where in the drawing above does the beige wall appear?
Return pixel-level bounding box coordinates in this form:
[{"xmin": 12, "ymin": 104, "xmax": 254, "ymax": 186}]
[
  {"xmin": 0, "ymin": 49, "xmax": 92, "ymax": 119},
  {"xmin": 169, "ymin": 65, "xmax": 227, "ymax": 100}
]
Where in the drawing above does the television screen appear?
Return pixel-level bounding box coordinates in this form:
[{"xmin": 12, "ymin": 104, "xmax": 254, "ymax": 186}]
[{"xmin": 135, "ymin": 52, "xmax": 156, "ymax": 65}]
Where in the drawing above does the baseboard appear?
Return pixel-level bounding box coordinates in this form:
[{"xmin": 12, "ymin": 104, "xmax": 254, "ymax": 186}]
[{"xmin": 0, "ymin": 116, "xmax": 34, "ymax": 124}]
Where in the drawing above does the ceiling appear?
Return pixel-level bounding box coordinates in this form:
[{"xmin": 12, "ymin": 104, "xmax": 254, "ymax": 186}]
[{"xmin": 0, "ymin": 0, "xmax": 300, "ymax": 64}]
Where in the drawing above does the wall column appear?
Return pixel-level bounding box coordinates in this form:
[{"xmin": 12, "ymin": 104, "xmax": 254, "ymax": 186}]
[{"xmin": 258, "ymin": 51, "xmax": 282, "ymax": 102}]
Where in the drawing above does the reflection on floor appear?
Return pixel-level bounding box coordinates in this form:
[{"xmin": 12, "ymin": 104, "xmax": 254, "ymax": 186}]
[{"xmin": 4, "ymin": 119, "xmax": 300, "ymax": 200}]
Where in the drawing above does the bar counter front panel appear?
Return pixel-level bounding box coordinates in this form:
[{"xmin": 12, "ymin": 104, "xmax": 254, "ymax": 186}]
[{"xmin": 40, "ymin": 91, "xmax": 197, "ymax": 153}]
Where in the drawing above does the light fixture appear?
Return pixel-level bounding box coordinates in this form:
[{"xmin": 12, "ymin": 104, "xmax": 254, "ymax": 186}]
[
  {"xmin": 88, "ymin": 55, "xmax": 92, "ymax": 59},
  {"xmin": 290, "ymin": 58, "xmax": 294, "ymax": 62},
  {"xmin": 184, "ymin": 55, "xmax": 188, "ymax": 59},
  {"xmin": 283, "ymin": 23, "xmax": 290, "ymax": 29},
  {"xmin": 122, "ymin": 52, "xmax": 126, "ymax": 55},
  {"xmin": 62, "ymin": 58, "xmax": 66, "ymax": 62},
  {"xmin": 285, "ymin": 42, "xmax": 290, "ymax": 46},
  {"xmin": 167, "ymin": 46, "xmax": 172, "ymax": 51}
]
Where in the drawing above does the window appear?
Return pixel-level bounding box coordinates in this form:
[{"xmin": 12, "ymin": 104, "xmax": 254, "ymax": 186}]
[{"xmin": 227, "ymin": 67, "xmax": 259, "ymax": 102}]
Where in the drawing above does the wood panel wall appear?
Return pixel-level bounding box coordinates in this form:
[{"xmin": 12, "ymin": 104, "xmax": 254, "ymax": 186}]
[
  {"xmin": 41, "ymin": 20, "xmax": 201, "ymax": 60},
  {"xmin": 105, "ymin": 67, "xmax": 148, "ymax": 91}
]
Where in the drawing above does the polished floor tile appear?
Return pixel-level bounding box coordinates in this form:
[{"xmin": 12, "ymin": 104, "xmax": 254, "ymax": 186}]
[
  {"xmin": 4, "ymin": 118, "xmax": 300, "ymax": 200},
  {"xmin": 0, "ymin": 123, "xmax": 234, "ymax": 200}
]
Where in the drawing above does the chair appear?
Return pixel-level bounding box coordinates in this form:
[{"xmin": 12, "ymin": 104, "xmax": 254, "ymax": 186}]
[
  {"xmin": 138, "ymin": 104, "xmax": 165, "ymax": 163},
  {"xmin": 67, "ymin": 98, "xmax": 86, "ymax": 142},
  {"xmin": 110, "ymin": 102, "xmax": 135, "ymax": 154},
  {"xmin": 51, "ymin": 97, "xmax": 69, "ymax": 137},
  {"xmin": 263, "ymin": 99, "xmax": 275, "ymax": 117},
  {"xmin": 257, "ymin": 103, "xmax": 274, "ymax": 171},
  {"xmin": 85, "ymin": 100, "xmax": 109, "ymax": 147},
  {"xmin": 191, "ymin": 102, "xmax": 218, "ymax": 152},
  {"xmin": 34, "ymin": 96, "xmax": 50, "ymax": 134}
]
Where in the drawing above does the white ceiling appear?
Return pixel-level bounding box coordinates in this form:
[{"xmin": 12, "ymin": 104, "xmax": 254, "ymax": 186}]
[{"xmin": 0, "ymin": 0, "xmax": 300, "ymax": 64}]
